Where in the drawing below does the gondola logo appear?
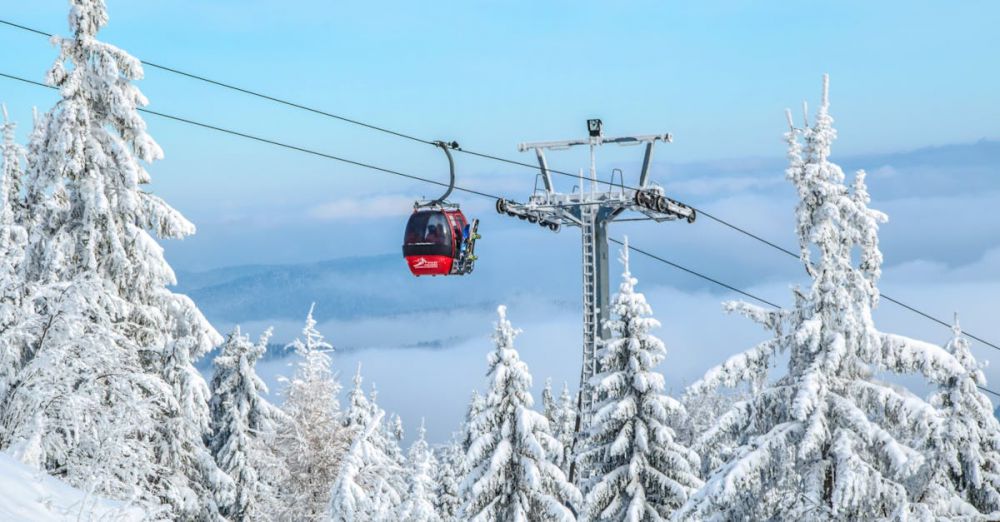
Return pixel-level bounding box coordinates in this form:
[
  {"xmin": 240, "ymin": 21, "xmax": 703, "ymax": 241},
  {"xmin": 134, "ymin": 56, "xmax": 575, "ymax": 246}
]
[{"xmin": 413, "ymin": 257, "xmax": 438, "ymax": 269}]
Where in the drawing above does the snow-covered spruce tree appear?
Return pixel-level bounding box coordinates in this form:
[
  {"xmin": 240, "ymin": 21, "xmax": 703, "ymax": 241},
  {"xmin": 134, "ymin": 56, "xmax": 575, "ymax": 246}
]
[
  {"xmin": 208, "ymin": 326, "xmax": 284, "ymax": 521},
  {"xmin": 920, "ymin": 316, "xmax": 1000, "ymax": 517},
  {"xmin": 461, "ymin": 389, "xmax": 486, "ymax": 454},
  {"xmin": 398, "ymin": 420, "xmax": 442, "ymax": 522},
  {"xmin": 675, "ymin": 384, "xmax": 749, "ymax": 473},
  {"xmin": 460, "ymin": 305, "xmax": 581, "ymax": 521},
  {"xmin": 0, "ymin": 105, "xmax": 29, "ymax": 403},
  {"xmin": 578, "ymin": 238, "xmax": 702, "ymax": 521},
  {"xmin": 555, "ymin": 383, "xmax": 578, "ymax": 476},
  {"xmin": 433, "ymin": 438, "xmax": 465, "ymax": 522},
  {"xmin": 274, "ymin": 305, "xmax": 349, "ymax": 521},
  {"xmin": 543, "ymin": 378, "xmax": 558, "ymax": 427},
  {"xmin": 457, "ymin": 390, "xmax": 485, "ymax": 511},
  {"xmin": 379, "ymin": 409, "xmax": 409, "ymax": 510},
  {"xmin": 678, "ymin": 76, "xmax": 966, "ymax": 521},
  {"xmin": 389, "ymin": 411, "xmax": 406, "ymax": 446},
  {"xmin": 541, "ymin": 380, "xmax": 578, "ymax": 475},
  {"xmin": 368, "ymin": 375, "xmax": 406, "ymax": 517},
  {"xmin": 329, "ymin": 406, "xmax": 389, "ymax": 522},
  {"xmin": 329, "ymin": 365, "xmax": 402, "ymax": 521},
  {"xmin": 0, "ymin": 2, "xmax": 229, "ymax": 518}
]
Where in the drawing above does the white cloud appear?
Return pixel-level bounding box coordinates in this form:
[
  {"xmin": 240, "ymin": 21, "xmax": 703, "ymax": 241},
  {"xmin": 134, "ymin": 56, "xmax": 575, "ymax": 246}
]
[
  {"xmin": 307, "ymin": 192, "xmax": 496, "ymax": 222},
  {"xmin": 308, "ymin": 194, "xmax": 418, "ymax": 221},
  {"xmin": 870, "ymin": 164, "xmax": 898, "ymax": 178},
  {"xmin": 668, "ymin": 175, "xmax": 786, "ymax": 197},
  {"xmin": 214, "ymin": 250, "xmax": 1000, "ymax": 445}
]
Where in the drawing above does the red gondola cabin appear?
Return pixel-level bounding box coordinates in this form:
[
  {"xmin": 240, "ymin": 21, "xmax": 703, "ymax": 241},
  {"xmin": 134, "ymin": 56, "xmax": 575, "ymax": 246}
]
[{"xmin": 402, "ymin": 208, "xmax": 470, "ymax": 276}]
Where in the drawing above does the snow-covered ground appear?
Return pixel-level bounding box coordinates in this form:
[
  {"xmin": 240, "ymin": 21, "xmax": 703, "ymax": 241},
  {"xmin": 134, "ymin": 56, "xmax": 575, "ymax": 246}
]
[{"xmin": 0, "ymin": 452, "xmax": 147, "ymax": 521}]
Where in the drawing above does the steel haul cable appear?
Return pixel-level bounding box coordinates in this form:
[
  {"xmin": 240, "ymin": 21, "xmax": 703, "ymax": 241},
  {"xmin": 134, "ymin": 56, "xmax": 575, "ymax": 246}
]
[{"xmin": 0, "ymin": 71, "xmax": 775, "ymax": 308}]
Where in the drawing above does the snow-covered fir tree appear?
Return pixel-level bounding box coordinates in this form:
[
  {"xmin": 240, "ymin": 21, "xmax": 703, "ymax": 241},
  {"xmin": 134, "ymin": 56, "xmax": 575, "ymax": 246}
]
[
  {"xmin": 919, "ymin": 316, "xmax": 1000, "ymax": 517},
  {"xmin": 398, "ymin": 420, "xmax": 442, "ymax": 522},
  {"xmin": 329, "ymin": 407, "xmax": 387, "ymax": 522},
  {"xmin": 457, "ymin": 389, "xmax": 486, "ymax": 511},
  {"xmin": 380, "ymin": 410, "xmax": 409, "ymax": 511},
  {"xmin": 461, "ymin": 389, "xmax": 486, "ymax": 454},
  {"xmin": 678, "ymin": 75, "xmax": 966, "ymax": 521},
  {"xmin": 274, "ymin": 305, "xmax": 349, "ymax": 521},
  {"xmin": 0, "ymin": 105, "xmax": 25, "ymax": 283},
  {"xmin": 343, "ymin": 364, "xmax": 371, "ymax": 430},
  {"xmin": 208, "ymin": 326, "xmax": 284, "ymax": 521},
  {"xmin": 161, "ymin": 314, "xmax": 234, "ymax": 520},
  {"xmin": 433, "ymin": 438, "xmax": 464, "ymax": 522},
  {"xmin": 0, "ymin": 2, "xmax": 229, "ymax": 518},
  {"xmin": 390, "ymin": 411, "xmax": 406, "ymax": 445},
  {"xmin": 578, "ymin": 239, "xmax": 702, "ymax": 521},
  {"xmin": 541, "ymin": 380, "xmax": 578, "ymax": 475},
  {"xmin": 0, "ymin": 105, "xmax": 29, "ymax": 402},
  {"xmin": 0, "ymin": 110, "xmax": 50, "ymax": 417},
  {"xmin": 329, "ymin": 365, "xmax": 402, "ymax": 521},
  {"xmin": 543, "ymin": 379, "xmax": 558, "ymax": 428},
  {"xmin": 461, "ymin": 305, "xmax": 581, "ymax": 521},
  {"xmin": 556, "ymin": 383, "xmax": 578, "ymax": 476},
  {"xmin": 676, "ymin": 386, "xmax": 749, "ymax": 473},
  {"xmin": 368, "ymin": 375, "xmax": 406, "ymax": 517}
]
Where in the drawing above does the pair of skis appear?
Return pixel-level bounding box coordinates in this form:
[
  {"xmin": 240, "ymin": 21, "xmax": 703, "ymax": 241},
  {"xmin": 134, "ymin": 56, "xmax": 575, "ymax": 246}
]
[{"xmin": 453, "ymin": 219, "xmax": 481, "ymax": 275}]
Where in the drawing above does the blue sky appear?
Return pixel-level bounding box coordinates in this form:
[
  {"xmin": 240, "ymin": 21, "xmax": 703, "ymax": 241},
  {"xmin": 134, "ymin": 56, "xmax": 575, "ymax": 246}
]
[
  {"xmin": 1, "ymin": 1, "xmax": 999, "ymax": 440},
  {"xmin": 3, "ymin": 0, "xmax": 998, "ymax": 268}
]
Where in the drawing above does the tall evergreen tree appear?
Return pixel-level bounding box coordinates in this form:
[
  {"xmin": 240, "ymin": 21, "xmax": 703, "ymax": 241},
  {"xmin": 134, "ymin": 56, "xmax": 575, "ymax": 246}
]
[
  {"xmin": 0, "ymin": 105, "xmax": 29, "ymax": 402},
  {"xmin": 461, "ymin": 305, "xmax": 581, "ymax": 521},
  {"xmin": 678, "ymin": 76, "xmax": 966, "ymax": 521},
  {"xmin": 274, "ymin": 305, "xmax": 348, "ymax": 521},
  {"xmin": 540, "ymin": 380, "xmax": 578, "ymax": 476},
  {"xmin": 329, "ymin": 365, "xmax": 402, "ymax": 521},
  {"xmin": 461, "ymin": 389, "xmax": 486, "ymax": 454},
  {"xmin": 0, "ymin": 2, "xmax": 227, "ymax": 518},
  {"xmin": 433, "ymin": 439, "xmax": 464, "ymax": 522},
  {"xmin": 676, "ymin": 386, "xmax": 749, "ymax": 474},
  {"xmin": 543, "ymin": 379, "xmax": 558, "ymax": 427},
  {"xmin": 330, "ymin": 407, "xmax": 389, "ymax": 522},
  {"xmin": 379, "ymin": 409, "xmax": 409, "ymax": 509},
  {"xmin": 367, "ymin": 373, "xmax": 406, "ymax": 517},
  {"xmin": 208, "ymin": 326, "xmax": 283, "ymax": 521},
  {"xmin": 920, "ymin": 316, "xmax": 1000, "ymax": 517},
  {"xmin": 398, "ymin": 420, "xmax": 442, "ymax": 522},
  {"xmin": 458, "ymin": 389, "xmax": 486, "ymax": 511},
  {"xmin": 579, "ymin": 239, "xmax": 702, "ymax": 521},
  {"xmin": 555, "ymin": 383, "xmax": 578, "ymax": 477}
]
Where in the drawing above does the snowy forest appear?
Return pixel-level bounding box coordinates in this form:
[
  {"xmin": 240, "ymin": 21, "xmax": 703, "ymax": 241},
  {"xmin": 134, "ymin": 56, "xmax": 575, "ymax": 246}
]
[{"xmin": 2, "ymin": 1, "xmax": 1000, "ymax": 521}]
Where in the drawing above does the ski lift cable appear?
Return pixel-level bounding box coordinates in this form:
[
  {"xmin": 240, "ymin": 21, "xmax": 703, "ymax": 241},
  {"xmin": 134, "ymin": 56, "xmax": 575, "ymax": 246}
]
[
  {"xmin": 0, "ymin": 19, "xmax": 993, "ymax": 343},
  {"xmin": 609, "ymin": 238, "xmax": 781, "ymax": 309},
  {"xmin": 0, "ymin": 73, "xmax": 495, "ymax": 201},
  {"xmin": 1, "ymin": 65, "xmax": 997, "ymax": 355},
  {"xmin": 0, "ymin": 18, "xmax": 434, "ymax": 147},
  {"xmin": 0, "ymin": 17, "xmax": 627, "ymax": 180},
  {"xmin": 0, "ymin": 70, "xmax": 774, "ymax": 307}
]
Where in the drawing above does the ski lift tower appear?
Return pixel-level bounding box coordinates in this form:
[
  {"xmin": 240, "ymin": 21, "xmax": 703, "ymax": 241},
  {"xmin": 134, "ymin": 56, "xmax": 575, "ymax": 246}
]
[{"xmin": 495, "ymin": 119, "xmax": 696, "ymax": 479}]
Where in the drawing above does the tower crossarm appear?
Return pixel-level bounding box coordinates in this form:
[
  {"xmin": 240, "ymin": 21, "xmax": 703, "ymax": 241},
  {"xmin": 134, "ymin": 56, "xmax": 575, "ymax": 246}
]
[{"xmin": 517, "ymin": 133, "xmax": 671, "ymax": 152}]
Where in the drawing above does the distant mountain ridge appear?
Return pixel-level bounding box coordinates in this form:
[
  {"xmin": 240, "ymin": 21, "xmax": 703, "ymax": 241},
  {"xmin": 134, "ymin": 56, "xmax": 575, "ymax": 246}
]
[
  {"xmin": 173, "ymin": 252, "xmax": 575, "ymax": 328},
  {"xmin": 657, "ymin": 139, "xmax": 1000, "ymax": 199},
  {"xmin": 175, "ymin": 254, "xmax": 486, "ymax": 323}
]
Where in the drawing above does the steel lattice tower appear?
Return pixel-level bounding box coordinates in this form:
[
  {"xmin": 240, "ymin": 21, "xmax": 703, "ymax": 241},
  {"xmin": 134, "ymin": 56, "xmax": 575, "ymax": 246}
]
[{"xmin": 496, "ymin": 119, "xmax": 695, "ymax": 483}]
